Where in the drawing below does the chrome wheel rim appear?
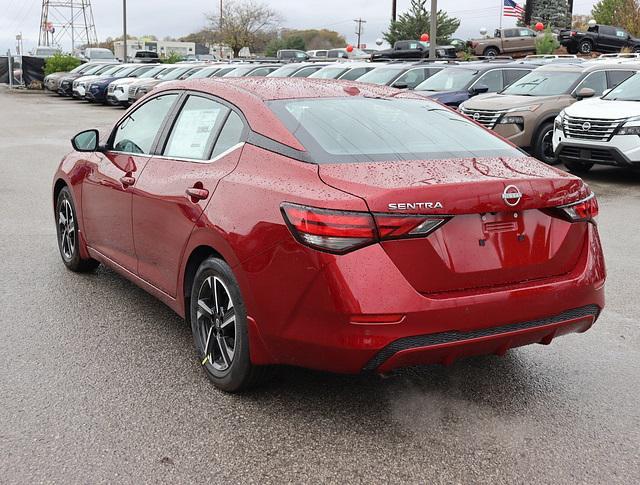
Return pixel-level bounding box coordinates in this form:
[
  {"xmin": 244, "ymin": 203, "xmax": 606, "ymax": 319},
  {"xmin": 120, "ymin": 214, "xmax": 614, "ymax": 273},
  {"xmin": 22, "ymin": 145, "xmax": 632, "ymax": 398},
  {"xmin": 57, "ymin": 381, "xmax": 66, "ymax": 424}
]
[
  {"xmin": 58, "ymin": 198, "xmax": 76, "ymax": 261},
  {"xmin": 197, "ymin": 276, "xmax": 236, "ymax": 372}
]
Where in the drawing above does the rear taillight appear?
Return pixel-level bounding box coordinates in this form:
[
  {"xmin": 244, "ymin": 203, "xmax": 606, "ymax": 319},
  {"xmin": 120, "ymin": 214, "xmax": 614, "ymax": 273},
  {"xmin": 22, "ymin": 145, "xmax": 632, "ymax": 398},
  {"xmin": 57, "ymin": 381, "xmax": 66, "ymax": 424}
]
[
  {"xmin": 281, "ymin": 203, "xmax": 449, "ymax": 254},
  {"xmin": 556, "ymin": 193, "xmax": 599, "ymax": 223},
  {"xmin": 570, "ymin": 31, "xmax": 577, "ymax": 36}
]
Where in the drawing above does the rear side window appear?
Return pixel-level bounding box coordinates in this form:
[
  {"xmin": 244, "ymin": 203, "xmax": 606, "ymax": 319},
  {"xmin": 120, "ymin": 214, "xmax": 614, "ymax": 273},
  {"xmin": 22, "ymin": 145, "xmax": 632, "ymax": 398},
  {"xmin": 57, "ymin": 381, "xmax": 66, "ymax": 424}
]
[
  {"xmin": 339, "ymin": 67, "xmax": 372, "ymax": 81},
  {"xmin": 504, "ymin": 29, "xmax": 518, "ymax": 38},
  {"xmin": 249, "ymin": 67, "xmax": 277, "ymax": 76},
  {"xmin": 292, "ymin": 66, "xmax": 323, "ymax": 77},
  {"xmin": 111, "ymin": 94, "xmax": 178, "ymax": 154},
  {"xmin": 269, "ymin": 97, "xmax": 522, "ymax": 163},
  {"xmin": 211, "ymin": 112, "xmax": 245, "ymax": 158},
  {"xmin": 392, "ymin": 68, "xmax": 429, "ymax": 89},
  {"xmin": 164, "ymin": 96, "xmax": 228, "ymax": 160},
  {"xmin": 607, "ymin": 70, "xmax": 634, "ymax": 88},
  {"xmin": 503, "ymin": 69, "xmax": 530, "ymax": 86}
]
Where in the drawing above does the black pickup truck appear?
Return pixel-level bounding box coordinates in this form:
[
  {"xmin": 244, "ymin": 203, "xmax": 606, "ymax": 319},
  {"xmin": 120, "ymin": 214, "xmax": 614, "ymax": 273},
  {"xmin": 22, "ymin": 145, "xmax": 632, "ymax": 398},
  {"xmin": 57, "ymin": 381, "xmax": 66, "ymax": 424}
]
[
  {"xmin": 371, "ymin": 40, "xmax": 457, "ymax": 61},
  {"xmin": 559, "ymin": 24, "xmax": 640, "ymax": 55}
]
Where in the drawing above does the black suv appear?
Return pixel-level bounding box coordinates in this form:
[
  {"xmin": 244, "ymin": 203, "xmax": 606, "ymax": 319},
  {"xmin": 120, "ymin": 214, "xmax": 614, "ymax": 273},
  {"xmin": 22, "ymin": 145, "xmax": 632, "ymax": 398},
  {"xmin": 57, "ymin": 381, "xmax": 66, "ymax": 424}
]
[{"xmin": 559, "ymin": 24, "xmax": 640, "ymax": 55}]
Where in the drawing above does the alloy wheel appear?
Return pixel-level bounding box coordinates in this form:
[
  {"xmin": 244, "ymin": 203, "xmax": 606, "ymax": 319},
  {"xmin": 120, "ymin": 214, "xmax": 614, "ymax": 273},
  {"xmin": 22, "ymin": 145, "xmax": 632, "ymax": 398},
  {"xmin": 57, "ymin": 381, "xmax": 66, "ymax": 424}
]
[
  {"xmin": 58, "ymin": 197, "xmax": 76, "ymax": 261},
  {"xmin": 197, "ymin": 276, "xmax": 237, "ymax": 373}
]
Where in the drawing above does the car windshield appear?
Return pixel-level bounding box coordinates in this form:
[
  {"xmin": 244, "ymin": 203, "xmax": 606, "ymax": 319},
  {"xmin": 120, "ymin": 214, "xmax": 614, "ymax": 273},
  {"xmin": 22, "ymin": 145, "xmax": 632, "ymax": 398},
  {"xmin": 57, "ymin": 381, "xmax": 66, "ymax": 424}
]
[
  {"xmin": 414, "ymin": 68, "xmax": 478, "ymax": 92},
  {"xmin": 101, "ymin": 65, "xmax": 125, "ymax": 76},
  {"xmin": 223, "ymin": 66, "xmax": 258, "ymax": 77},
  {"xmin": 269, "ymin": 97, "xmax": 522, "ymax": 163},
  {"xmin": 309, "ymin": 67, "xmax": 349, "ymax": 79},
  {"xmin": 189, "ymin": 67, "xmax": 221, "ymax": 79},
  {"xmin": 357, "ymin": 68, "xmax": 405, "ymax": 85},
  {"xmin": 71, "ymin": 64, "xmax": 90, "ymax": 74},
  {"xmin": 602, "ymin": 72, "xmax": 640, "ymax": 101},
  {"xmin": 267, "ymin": 65, "xmax": 303, "ymax": 77},
  {"xmin": 501, "ymin": 70, "xmax": 581, "ymax": 96},
  {"xmin": 90, "ymin": 50, "xmax": 114, "ymax": 59},
  {"xmin": 114, "ymin": 66, "xmax": 139, "ymax": 78},
  {"xmin": 83, "ymin": 64, "xmax": 105, "ymax": 75}
]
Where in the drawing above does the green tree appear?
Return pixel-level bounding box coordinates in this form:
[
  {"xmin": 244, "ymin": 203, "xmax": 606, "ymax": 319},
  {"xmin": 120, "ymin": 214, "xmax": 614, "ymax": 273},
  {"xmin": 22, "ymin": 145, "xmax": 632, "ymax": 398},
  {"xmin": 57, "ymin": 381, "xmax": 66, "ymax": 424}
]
[
  {"xmin": 536, "ymin": 28, "xmax": 560, "ymax": 54},
  {"xmin": 383, "ymin": 0, "xmax": 460, "ymax": 46},
  {"xmin": 530, "ymin": 0, "xmax": 571, "ymax": 30},
  {"xmin": 264, "ymin": 35, "xmax": 306, "ymax": 57},
  {"xmin": 591, "ymin": 0, "xmax": 626, "ymax": 25},
  {"xmin": 281, "ymin": 29, "xmax": 346, "ymax": 50}
]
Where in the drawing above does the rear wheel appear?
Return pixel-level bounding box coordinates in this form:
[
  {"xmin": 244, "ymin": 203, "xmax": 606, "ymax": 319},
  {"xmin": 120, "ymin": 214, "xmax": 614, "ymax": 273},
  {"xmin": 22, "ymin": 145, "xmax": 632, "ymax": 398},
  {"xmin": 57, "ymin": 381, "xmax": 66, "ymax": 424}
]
[
  {"xmin": 564, "ymin": 159, "xmax": 594, "ymax": 174},
  {"xmin": 190, "ymin": 257, "xmax": 269, "ymax": 392},
  {"xmin": 533, "ymin": 122, "xmax": 559, "ymax": 165},
  {"xmin": 566, "ymin": 45, "xmax": 578, "ymax": 55},
  {"xmin": 579, "ymin": 40, "xmax": 593, "ymax": 55},
  {"xmin": 55, "ymin": 187, "xmax": 99, "ymax": 272},
  {"xmin": 633, "ymin": 46, "xmax": 640, "ymax": 54},
  {"xmin": 483, "ymin": 47, "xmax": 499, "ymax": 58}
]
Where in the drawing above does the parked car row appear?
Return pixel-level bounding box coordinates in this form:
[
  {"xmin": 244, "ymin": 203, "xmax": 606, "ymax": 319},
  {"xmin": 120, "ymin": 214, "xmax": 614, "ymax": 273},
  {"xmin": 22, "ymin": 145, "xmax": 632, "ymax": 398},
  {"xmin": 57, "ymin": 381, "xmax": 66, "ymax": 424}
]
[{"xmin": 46, "ymin": 56, "xmax": 640, "ymax": 172}]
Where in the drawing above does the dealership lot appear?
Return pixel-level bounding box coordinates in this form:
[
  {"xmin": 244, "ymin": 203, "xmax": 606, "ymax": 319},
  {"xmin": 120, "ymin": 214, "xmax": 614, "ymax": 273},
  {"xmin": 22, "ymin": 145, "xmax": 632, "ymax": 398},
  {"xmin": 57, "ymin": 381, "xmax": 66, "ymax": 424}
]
[{"xmin": 1, "ymin": 88, "xmax": 639, "ymax": 483}]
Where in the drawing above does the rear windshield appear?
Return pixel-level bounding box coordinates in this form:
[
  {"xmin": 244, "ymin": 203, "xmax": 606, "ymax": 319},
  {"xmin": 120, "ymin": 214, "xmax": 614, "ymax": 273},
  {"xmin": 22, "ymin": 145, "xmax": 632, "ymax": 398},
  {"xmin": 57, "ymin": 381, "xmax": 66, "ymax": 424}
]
[
  {"xmin": 501, "ymin": 70, "xmax": 581, "ymax": 96},
  {"xmin": 189, "ymin": 67, "xmax": 221, "ymax": 79},
  {"xmin": 415, "ymin": 68, "xmax": 478, "ymax": 92},
  {"xmin": 602, "ymin": 72, "xmax": 640, "ymax": 101},
  {"xmin": 89, "ymin": 50, "xmax": 115, "ymax": 59},
  {"xmin": 269, "ymin": 97, "xmax": 522, "ymax": 163}
]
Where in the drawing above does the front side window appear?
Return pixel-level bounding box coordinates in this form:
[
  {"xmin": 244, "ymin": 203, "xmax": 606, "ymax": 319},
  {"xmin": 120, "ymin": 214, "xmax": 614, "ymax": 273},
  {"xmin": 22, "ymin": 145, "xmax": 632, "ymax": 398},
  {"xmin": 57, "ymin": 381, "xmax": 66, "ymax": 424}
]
[
  {"xmin": 501, "ymin": 70, "xmax": 581, "ymax": 96},
  {"xmin": 503, "ymin": 69, "xmax": 530, "ymax": 86},
  {"xmin": 357, "ymin": 68, "xmax": 405, "ymax": 85},
  {"xmin": 269, "ymin": 97, "xmax": 522, "ymax": 163},
  {"xmin": 164, "ymin": 96, "xmax": 228, "ymax": 160},
  {"xmin": 574, "ymin": 71, "xmax": 607, "ymax": 95},
  {"xmin": 602, "ymin": 72, "xmax": 640, "ymax": 101},
  {"xmin": 504, "ymin": 29, "xmax": 517, "ymax": 38},
  {"xmin": 111, "ymin": 94, "xmax": 178, "ymax": 154},
  {"xmin": 309, "ymin": 67, "xmax": 349, "ymax": 79},
  {"xmin": 475, "ymin": 69, "xmax": 503, "ymax": 92},
  {"xmin": 607, "ymin": 70, "xmax": 634, "ymax": 88},
  {"xmin": 393, "ymin": 68, "xmax": 428, "ymax": 89}
]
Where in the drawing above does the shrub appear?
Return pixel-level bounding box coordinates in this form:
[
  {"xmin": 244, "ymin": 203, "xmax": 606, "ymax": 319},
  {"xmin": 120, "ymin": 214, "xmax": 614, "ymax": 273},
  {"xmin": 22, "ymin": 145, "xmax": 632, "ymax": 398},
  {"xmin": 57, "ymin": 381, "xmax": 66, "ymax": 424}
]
[
  {"xmin": 44, "ymin": 53, "xmax": 82, "ymax": 76},
  {"xmin": 536, "ymin": 29, "xmax": 559, "ymax": 55},
  {"xmin": 162, "ymin": 53, "xmax": 183, "ymax": 64}
]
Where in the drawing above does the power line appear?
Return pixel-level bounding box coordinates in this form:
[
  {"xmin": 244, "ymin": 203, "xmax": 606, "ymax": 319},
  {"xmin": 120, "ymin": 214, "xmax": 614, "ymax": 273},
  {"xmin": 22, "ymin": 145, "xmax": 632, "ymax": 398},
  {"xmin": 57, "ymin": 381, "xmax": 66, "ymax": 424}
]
[{"xmin": 354, "ymin": 18, "xmax": 367, "ymax": 48}]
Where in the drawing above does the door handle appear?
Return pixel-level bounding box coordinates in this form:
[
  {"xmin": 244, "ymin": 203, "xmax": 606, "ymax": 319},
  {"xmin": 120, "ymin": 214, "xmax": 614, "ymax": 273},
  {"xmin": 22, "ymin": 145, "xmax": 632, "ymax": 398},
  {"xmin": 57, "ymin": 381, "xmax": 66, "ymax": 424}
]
[
  {"xmin": 186, "ymin": 187, "xmax": 209, "ymax": 201},
  {"xmin": 120, "ymin": 175, "xmax": 135, "ymax": 187}
]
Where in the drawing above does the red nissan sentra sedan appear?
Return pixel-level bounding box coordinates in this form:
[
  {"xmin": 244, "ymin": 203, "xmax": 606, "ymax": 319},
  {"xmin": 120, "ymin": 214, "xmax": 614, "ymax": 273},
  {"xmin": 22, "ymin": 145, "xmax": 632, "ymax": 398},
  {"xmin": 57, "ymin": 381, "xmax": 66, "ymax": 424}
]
[{"xmin": 53, "ymin": 78, "xmax": 605, "ymax": 391}]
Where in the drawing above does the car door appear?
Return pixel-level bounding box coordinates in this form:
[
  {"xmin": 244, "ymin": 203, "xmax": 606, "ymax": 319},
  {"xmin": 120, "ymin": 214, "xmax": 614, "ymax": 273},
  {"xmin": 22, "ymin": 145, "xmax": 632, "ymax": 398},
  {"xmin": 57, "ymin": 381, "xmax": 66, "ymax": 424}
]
[
  {"xmin": 81, "ymin": 93, "xmax": 179, "ymax": 271},
  {"xmin": 520, "ymin": 29, "xmax": 537, "ymax": 52},
  {"xmin": 131, "ymin": 93, "xmax": 246, "ymax": 297},
  {"xmin": 598, "ymin": 26, "xmax": 617, "ymax": 52},
  {"xmin": 614, "ymin": 28, "xmax": 629, "ymax": 50},
  {"xmin": 502, "ymin": 29, "xmax": 518, "ymax": 53}
]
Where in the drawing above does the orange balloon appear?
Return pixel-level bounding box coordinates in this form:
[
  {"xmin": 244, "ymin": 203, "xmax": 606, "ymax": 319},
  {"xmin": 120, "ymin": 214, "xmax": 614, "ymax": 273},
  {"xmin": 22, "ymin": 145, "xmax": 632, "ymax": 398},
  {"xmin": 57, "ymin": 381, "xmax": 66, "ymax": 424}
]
[
  {"xmin": 535, "ymin": 22, "xmax": 544, "ymax": 31},
  {"xmin": 420, "ymin": 33, "xmax": 429, "ymax": 42},
  {"xmin": 346, "ymin": 45, "xmax": 354, "ymax": 53}
]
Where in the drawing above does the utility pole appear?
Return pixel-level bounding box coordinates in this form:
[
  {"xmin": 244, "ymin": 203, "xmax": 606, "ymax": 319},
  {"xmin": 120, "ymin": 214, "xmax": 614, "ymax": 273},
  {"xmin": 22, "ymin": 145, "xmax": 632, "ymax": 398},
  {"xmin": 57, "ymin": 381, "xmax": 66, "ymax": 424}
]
[
  {"xmin": 429, "ymin": 0, "xmax": 437, "ymax": 59},
  {"xmin": 123, "ymin": 0, "xmax": 127, "ymax": 62},
  {"xmin": 354, "ymin": 18, "xmax": 367, "ymax": 48},
  {"xmin": 392, "ymin": 0, "xmax": 397, "ymax": 22}
]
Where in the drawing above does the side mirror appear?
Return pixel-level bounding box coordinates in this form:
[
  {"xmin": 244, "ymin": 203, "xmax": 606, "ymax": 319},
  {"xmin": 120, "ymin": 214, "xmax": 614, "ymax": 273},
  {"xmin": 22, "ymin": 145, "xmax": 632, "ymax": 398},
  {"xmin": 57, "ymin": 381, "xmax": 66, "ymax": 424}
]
[
  {"xmin": 469, "ymin": 84, "xmax": 489, "ymax": 96},
  {"xmin": 392, "ymin": 82, "xmax": 409, "ymax": 89},
  {"xmin": 71, "ymin": 129, "xmax": 100, "ymax": 152},
  {"xmin": 574, "ymin": 87, "xmax": 595, "ymax": 100}
]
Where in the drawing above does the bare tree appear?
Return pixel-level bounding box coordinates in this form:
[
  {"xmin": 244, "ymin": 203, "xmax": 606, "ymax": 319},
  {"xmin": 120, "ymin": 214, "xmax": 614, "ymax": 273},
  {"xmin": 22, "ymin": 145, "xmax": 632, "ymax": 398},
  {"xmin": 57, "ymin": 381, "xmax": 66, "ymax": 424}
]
[{"xmin": 207, "ymin": 0, "xmax": 282, "ymax": 57}]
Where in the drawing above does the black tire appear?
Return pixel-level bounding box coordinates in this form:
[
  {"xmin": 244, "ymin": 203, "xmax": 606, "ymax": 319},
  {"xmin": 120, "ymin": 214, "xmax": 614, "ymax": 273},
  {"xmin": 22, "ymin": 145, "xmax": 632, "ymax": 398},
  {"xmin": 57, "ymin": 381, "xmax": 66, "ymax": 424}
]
[
  {"xmin": 190, "ymin": 257, "xmax": 269, "ymax": 392},
  {"xmin": 564, "ymin": 159, "xmax": 594, "ymax": 174},
  {"xmin": 483, "ymin": 47, "xmax": 499, "ymax": 58},
  {"xmin": 633, "ymin": 46, "xmax": 640, "ymax": 54},
  {"xmin": 566, "ymin": 45, "xmax": 579, "ymax": 55},
  {"xmin": 55, "ymin": 187, "xmax": 100, "ymax": 272},
  {"xmin": 579, "ymin": 40, "xmax": 593, "ymax": 55},
  {"xmin": 533, "ymin": 122, "xmax": 560, "ymax": 165}
]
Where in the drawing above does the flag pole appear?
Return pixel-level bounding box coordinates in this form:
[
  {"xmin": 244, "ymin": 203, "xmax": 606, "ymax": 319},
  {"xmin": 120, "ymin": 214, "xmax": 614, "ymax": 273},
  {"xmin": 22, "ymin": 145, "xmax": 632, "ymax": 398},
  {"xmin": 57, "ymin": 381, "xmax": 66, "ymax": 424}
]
[{"xmin": 499, "ymin": 0, "xmax": 503, "ymax": 32}]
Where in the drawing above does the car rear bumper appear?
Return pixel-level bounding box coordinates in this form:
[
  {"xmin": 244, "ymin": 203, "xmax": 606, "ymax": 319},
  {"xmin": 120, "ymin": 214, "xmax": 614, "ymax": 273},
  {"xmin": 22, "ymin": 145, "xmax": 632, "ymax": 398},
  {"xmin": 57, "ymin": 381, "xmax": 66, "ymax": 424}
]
[{"xmin": 243, "ymin": 223, "xmax": 606, "ymax": 373}]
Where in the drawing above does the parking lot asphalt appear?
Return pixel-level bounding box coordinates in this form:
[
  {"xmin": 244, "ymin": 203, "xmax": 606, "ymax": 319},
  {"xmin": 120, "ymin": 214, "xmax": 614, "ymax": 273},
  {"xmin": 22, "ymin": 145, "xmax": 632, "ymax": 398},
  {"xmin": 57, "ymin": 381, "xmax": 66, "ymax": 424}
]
[{"xmin": 0, "ymin": 87, "xmax": 639, "ymax": 484}]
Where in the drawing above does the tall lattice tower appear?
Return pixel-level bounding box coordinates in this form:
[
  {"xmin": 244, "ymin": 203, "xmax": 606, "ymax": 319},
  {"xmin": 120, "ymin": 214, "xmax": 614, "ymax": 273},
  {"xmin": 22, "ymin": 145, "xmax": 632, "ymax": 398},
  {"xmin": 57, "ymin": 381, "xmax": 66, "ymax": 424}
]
[{"xmin": 38, "ymin": 1, "xmax": 98, "ymax": 52}]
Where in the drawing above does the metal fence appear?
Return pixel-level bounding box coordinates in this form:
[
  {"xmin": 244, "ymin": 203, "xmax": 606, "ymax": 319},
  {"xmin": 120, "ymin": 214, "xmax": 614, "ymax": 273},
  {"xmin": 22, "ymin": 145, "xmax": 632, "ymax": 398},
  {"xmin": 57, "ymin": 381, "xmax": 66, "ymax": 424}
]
[{"xmin": 1, "ymin": 53, "xmax": 45, "ymax": 87}]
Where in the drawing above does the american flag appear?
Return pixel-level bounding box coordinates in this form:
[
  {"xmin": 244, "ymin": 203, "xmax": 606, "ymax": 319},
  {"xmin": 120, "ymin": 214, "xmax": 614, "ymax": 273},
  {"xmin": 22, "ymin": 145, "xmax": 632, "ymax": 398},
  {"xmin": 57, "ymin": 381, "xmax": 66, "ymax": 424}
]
[{"xmin": 503, "ymin": 0, "xmax": 525, "ymax": 18}]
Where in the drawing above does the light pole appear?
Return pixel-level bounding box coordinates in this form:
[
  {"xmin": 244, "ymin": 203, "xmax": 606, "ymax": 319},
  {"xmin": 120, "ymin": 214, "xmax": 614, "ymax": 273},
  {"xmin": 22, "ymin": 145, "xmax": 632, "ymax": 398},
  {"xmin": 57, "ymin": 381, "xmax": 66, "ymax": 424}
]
[
  {"xmin": 123, "ymin": 0, "xmax": 127, "ymax": 62},
  {"xmin": 392, "ymin": 0, "xmax": 397, "ymax": 22},
  {"xmin": 429, "ymin": 0, "xmax": 437, "ymax": 59}
]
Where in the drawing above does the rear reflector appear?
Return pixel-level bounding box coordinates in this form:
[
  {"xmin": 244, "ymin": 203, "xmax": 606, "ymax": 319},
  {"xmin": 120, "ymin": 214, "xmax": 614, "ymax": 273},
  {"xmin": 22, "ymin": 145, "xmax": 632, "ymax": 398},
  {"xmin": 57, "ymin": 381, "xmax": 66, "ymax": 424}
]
[
  {"xmin": 556, "ymin": 193, "xmax": 599, "ymax": 223},
  {"xmin": 281, "ymin": 203, "xmax": 449, "ymax": 254}
]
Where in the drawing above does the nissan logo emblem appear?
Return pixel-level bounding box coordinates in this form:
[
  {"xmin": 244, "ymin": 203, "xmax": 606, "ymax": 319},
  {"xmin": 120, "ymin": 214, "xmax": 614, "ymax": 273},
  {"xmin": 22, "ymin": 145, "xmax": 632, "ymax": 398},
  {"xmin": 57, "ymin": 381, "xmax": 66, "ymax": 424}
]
[
  {"xmin": 502, "ymin": 185, "xmax": 522, "ymax": 207},
  {"xmin": 582, "ymin": 121, "xmax": 591, "ymax": 131},
  {"xmin": 473, "ymin": 112, "xmax": 480, "ymax": 121}
]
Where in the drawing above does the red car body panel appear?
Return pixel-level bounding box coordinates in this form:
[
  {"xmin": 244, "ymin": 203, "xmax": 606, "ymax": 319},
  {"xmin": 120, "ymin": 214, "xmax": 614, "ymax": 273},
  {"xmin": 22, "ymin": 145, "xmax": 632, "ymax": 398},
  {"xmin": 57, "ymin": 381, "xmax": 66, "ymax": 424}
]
[{"xmin": 53, "ymin": 78, "xmax": 606, "ymax": 374}]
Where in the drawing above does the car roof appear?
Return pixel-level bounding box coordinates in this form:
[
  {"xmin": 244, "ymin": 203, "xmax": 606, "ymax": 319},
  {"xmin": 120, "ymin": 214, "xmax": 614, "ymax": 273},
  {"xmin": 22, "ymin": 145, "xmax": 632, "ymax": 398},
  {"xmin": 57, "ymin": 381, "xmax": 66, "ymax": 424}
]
[{"xmin": 157, "ymin": 77, "xmax": 427, "ymax": 150}]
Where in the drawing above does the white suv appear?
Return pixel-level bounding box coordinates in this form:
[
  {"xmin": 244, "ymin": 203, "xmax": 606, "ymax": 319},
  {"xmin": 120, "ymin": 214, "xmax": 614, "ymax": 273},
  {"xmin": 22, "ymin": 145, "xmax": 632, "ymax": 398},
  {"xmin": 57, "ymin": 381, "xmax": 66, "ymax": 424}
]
[{"xmin": 554, "ymin": 72, "xmax": 640, "ymax": 173}]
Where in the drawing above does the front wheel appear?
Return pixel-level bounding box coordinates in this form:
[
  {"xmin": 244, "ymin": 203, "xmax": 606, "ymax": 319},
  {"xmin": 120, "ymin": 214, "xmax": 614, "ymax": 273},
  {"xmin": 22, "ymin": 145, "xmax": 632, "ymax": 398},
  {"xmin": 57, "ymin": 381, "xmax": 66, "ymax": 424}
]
[
  {"xmin": 633, "ymin": 46, "xmax": 640, "ymax": 54},
  {"xmin": 190, "ymin": 257, "xmax": 269, "ymax": 392},
  {"xmin": 564, "ymin": 159, "xmax": 594, "ymax": 174},
  {"xmin": 483, "ymin": 47, "xmax": 499, "ymax": 58},
  {"xmin": 533, "ymin": 122, "xmax": 560, "ymax": 165},
  {"xmin": 55, "ymin": 187, "xmax": 99, "ymax": 272}
]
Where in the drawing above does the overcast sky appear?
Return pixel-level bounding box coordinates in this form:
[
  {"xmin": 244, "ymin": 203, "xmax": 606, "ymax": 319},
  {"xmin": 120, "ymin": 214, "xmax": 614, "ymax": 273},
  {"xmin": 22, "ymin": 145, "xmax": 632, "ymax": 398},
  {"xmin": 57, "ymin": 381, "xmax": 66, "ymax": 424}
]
[{"xmin": 1, "ymin": 0, "xmax": 598, "ymax": 54}]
